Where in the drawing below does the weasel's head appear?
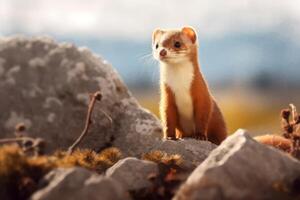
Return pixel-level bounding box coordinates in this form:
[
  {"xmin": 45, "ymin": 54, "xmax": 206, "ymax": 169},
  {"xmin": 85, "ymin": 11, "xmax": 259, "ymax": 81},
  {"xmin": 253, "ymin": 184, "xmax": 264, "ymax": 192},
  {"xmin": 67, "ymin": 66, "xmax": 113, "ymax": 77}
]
[{"xmin": 152, "ymin": 26, "xmax": 198, "ymax": 64}]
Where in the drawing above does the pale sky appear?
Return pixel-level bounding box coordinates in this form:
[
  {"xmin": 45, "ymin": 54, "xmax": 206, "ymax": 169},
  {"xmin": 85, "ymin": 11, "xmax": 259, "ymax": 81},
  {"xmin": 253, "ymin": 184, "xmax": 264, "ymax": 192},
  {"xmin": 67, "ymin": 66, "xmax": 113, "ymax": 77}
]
[{"xmin": 1, "ymin": 0, "xmax": 300, "ymax": 40}]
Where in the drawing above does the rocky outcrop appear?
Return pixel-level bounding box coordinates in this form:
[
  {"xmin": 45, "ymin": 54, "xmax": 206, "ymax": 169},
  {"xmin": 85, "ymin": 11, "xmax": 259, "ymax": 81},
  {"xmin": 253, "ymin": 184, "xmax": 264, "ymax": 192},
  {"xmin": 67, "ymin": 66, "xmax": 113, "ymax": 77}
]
[
  {"xmin": 106, "ymin": 157, "xmax": 158, "ymax": 190},
  {"xmin": 5, "ymin": 36, "xmax": 300, "ymax": 200},
  {"xmin": 30, "ymin": 167, "xmax": 129, "ymax": 200},
  {"xmin": 0, "ymin": 36, "xmax": 162, "ymax": 153},
  {"xmin": 174, "ymin": 129, "xmax": 300, "ymax": 200}
]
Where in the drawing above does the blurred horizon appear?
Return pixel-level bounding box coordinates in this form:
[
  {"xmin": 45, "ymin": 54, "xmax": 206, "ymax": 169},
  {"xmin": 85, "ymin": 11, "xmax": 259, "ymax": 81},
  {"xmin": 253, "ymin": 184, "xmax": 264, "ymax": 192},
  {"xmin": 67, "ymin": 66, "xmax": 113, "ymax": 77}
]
[{"xmin": 1, "ymin": 0, "xmax": 300, "ymax": 134}]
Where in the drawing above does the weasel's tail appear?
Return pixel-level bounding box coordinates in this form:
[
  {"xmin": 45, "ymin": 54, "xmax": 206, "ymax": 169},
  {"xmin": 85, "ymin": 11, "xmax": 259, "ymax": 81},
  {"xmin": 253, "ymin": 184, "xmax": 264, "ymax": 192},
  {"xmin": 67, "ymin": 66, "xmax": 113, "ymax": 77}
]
[{"xmin": 254, "ymin": 135, "xmax": 292, "ymax": 152}]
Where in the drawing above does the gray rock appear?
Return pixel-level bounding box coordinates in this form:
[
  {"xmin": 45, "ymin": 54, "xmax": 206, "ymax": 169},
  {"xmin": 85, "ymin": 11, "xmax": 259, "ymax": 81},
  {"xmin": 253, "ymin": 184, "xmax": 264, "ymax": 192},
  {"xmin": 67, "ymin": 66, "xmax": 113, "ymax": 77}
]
[
  {"xmin": 174, "ymin": 129, "xmax": 300, "ymax": 200},
  {"xmin": 106, "ymin": 157, "xmax": 158, "ymax": 190},
  {"xmin": 0, "ymin": 36, "xmax": 162, "ymax": 153},
  {"xmin": 30, "ymin": 167, "xmax": 129, "ymax": 200},
  {"xmin": 152, "ymin": 139, "xmax": 217, "ymax": 169}
]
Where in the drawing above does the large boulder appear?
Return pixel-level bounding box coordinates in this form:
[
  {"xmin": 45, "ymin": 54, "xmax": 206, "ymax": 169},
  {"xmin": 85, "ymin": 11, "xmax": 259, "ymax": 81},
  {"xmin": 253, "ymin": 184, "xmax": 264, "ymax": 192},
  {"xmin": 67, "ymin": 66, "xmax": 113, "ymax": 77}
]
[
  {"xmin": 0, "ymin": 36, "xmax": 162, "ymax": 153},
  {"xmin": 106, "ymin": 157, "xmax": 158, "ymax": 191},
  {"xmin": 174, "ymin": 129, "xmax": 300, "ymax": 200},
  {"xmin": 30, "ymin": 167, "xmax": 129, "ymax": 200}
]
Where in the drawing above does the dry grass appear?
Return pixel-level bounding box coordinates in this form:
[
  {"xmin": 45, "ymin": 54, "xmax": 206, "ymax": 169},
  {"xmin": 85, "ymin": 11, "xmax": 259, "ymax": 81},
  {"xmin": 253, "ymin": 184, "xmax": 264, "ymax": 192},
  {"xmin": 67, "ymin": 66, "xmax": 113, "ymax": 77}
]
[
  {"xmin": 0, "ymin": 145, "xmax": 184, "ymax": 200},
  {"xmin": 0, "ymin": 145, "xmax": 122, "ymax": 200},
  {"xmin": 0, "ymin": 145, "xmax": 53, "ymax": 199},
  {"xmin": 0, "ymin": 146, "xmax": 186, "ymax": 200},
  {"xmin": 220, "ymin": 100, "xmax": 280, "ymax": 134},
  {"xmin": 280, "ymin": 104, "xmax": 300, "ymax": 159},
  {"xmin": 142, "ymin": 150, "xmax": 182, "ymax": 166},
  {"xmin": 54, "ymin": 147, "xmax": 122, "ymax": 173}
]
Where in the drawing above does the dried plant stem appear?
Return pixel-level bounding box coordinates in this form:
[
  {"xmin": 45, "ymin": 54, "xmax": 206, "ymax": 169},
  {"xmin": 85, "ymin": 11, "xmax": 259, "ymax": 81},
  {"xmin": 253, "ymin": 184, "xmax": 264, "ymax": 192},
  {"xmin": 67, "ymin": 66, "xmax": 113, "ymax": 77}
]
[
  {"xmin": 99, "ymin": 109, "xmax": 113, "ymax": 126},
  {"xmin": 0, "ymin": 136, "xmax": 45, "ymax": 156},
  {"xmin": 0, "ymin": 137, "xmax": 34, "ymax": 144},
  {"xmin": 281, "ymin": 104, "xmax": 300, "ymax": 159},
  {"xmin": 68, "ymin": 91, "xmax": 102, "ymax": 155},
  {"xmin": 290, "ymin": 104, "xmax": 298, "ymax": 124}
]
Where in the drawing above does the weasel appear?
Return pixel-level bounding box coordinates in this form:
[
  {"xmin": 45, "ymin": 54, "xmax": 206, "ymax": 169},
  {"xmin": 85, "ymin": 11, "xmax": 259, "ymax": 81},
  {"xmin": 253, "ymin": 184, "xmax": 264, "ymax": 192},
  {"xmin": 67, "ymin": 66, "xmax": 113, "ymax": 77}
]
[
  {"xmin": 152, "ymin": 26, "xmax": 227, "ymax": 144},
  {"xmin": 254, "ymin": 135, "xmax": 292, "ymax": 152}
]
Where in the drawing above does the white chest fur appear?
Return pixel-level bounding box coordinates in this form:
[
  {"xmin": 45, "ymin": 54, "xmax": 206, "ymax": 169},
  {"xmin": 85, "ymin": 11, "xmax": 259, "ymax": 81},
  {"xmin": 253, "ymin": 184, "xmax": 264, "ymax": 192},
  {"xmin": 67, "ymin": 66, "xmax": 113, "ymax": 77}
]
[{"xmin": 160, "ymin": 62, "xmax": 195, "ymax": 134}]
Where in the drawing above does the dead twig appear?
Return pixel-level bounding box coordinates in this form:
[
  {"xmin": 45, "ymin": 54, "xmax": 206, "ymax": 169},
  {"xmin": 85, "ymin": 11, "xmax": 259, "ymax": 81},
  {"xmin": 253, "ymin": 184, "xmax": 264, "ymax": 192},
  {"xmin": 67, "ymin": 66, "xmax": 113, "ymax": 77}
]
[
  {"xmin": 280, "ymin": 104, "xmax": 300, "ymax": 159},
  {"xmin": 67, "ymin": 91, "xmax": 103, "ymax": 155},
  {"xmin": 0, "ymin": 123, "xmax": 46, "ymax": 156},
  {"xmin": 290, "ymin": 104, "xmax": 299, "ymax": 125},
  {"xmin": 0, "ymin": 137, "xmax": 45, "ymax": 156},
  {"xmin": 14, "ymin": 123, "xmax": 27, "ymax": 137},
  {"xmin": 99, "ymin": 109, "xmax": 113, "ymax": 126},
  {"xmin": 0, "ymin": 137, "xmax": 32, "ymax": 144}
]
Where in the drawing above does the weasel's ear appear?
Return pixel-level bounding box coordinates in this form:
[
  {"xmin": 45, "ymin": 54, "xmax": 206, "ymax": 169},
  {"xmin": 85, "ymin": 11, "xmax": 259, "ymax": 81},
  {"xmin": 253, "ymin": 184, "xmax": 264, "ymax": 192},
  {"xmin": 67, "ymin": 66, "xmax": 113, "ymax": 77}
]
[
  {"xmin": 152, "ymin": 28, "xmax": 162, "ymax": 43},
  {"xmin": 181, "ymin": 27, "xmax": 197, "ymax": 44}
]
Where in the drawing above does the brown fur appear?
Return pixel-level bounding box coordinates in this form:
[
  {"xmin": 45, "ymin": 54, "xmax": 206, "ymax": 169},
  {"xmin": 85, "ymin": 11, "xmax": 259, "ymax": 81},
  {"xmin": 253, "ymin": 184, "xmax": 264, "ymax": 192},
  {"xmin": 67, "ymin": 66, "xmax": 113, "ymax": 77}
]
[
  {"xmin": 154, "ymin": 27, "xmax": 227, "ymax": 145},
  {"xmin": 160, "ymin": 84, "xmax": 178, "ymax": 139},
  {"xmin": 254, "ymin": 135, "xmax": 292, "ymax": 152}
]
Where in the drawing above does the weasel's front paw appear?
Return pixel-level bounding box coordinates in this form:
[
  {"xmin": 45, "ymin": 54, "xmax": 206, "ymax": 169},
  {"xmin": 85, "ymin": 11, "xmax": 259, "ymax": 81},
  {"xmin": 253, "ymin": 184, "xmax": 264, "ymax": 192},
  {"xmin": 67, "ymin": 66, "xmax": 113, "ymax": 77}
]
[
  {"xmin": 165, "ymin": 136, "xmax": 177, "ymax": 140},
  {"xmin": 194, "ymin": 132, "xmax": 207, "ymax": 141}
]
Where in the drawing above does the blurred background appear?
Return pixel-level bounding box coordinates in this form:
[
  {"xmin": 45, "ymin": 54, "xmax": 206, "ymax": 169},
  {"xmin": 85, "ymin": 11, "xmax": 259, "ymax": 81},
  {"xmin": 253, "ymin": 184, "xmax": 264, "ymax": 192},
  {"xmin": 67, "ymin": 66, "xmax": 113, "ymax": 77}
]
[{"xmin": 1, "ymin": 0, "xmax": 300, "ymax": 135}]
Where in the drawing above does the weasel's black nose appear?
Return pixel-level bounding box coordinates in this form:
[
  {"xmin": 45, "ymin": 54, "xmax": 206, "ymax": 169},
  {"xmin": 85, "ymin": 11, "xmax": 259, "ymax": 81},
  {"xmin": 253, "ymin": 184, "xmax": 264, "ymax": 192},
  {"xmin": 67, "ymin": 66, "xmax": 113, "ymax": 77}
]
[{"xmin": 159, "ymin": 49, "xmax": 167, "ymax": 57}]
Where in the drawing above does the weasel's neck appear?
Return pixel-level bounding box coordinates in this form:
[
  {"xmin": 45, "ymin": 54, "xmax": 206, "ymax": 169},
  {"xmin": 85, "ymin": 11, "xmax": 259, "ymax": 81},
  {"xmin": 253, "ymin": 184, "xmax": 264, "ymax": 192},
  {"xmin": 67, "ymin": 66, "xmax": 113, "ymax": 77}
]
[
  {"xmin": 160, "ymin": 60, "xmax": 195, "ymax": 91},
  {"xmin": 160, "ymin": 60, "xmax": 201, "ymax": 83},
  {"xmin": 160, "ymin": 59, "xmax": 209, "ymax": 96}
]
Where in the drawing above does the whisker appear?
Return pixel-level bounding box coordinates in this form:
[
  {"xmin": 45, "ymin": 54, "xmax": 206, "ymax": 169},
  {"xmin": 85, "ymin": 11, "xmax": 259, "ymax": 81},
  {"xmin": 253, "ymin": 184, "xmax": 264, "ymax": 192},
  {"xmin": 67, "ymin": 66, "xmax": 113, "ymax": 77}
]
[
  {"xmin": 137, "ymin": 52, "xmax": 153, "ymax": 60},
  {"xmin": 137, "ymin": 53, "xmax": 157, "ymax": 66},
  {"xmin": 147, "ymin": 57, "xmax": 157, "ymax": 65}
]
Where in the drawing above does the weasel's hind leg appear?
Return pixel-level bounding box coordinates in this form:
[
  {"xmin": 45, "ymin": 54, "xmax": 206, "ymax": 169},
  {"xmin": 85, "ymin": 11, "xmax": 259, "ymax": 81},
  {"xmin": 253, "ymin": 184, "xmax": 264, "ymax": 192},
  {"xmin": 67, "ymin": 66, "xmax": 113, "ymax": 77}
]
[
  {"xmin": 176, "ymin": 129, "xmax": 184, "ymax": 139},
  {"xmin": 254, "ymin": 135, "xmax": 292, "ymax": 152},
  {"xmin": 207, "ymin": 102, "xmax": 227, "ymax": 145},
  {"xmin": 207, "ymin": 124, "xmax": 227, "ymax": 145}
]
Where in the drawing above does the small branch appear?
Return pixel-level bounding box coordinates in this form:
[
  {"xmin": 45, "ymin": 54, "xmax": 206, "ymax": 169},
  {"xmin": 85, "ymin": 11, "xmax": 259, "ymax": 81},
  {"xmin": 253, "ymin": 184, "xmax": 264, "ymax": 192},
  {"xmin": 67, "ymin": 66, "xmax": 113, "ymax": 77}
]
[
  {"xmin": 99, "ymin": 109, "xmax": 113, "ymax": 126},
  {"xmin": 290, "ymin": 104, "xmax": 298, "ymax": 125},
  {"xmin": 0, "ymin": 137, "xmax": 33, "ymax": 144},
  {"xmin": 0, "ymin": 136, "xmax": 45, "ymax": 156},
  {"xmin": 281, "ymin": 104, "xmax": 300, "ymax": 159},
  {"xmin": 67, "ymin": 91, "xmax": 102, "ymax": 155},
  {"xmin": 27, "ymin": 138, "xmax": 46, "ymax": 156},
  {"xmin": 14, "ymin": 123, "xmax": 27, "ymax": 137}
]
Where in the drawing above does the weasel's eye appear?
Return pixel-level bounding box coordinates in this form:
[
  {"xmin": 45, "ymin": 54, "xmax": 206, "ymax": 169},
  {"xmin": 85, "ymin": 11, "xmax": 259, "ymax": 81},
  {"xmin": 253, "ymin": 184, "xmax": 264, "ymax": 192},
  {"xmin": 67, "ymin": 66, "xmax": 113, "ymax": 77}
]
[
  {"xmin": 155, "ymin": 44, "xmax": 159, "ymax": 49},
  {"xmin": 174, "ymin": 41, "xmax": 181, "ymax": 48}
]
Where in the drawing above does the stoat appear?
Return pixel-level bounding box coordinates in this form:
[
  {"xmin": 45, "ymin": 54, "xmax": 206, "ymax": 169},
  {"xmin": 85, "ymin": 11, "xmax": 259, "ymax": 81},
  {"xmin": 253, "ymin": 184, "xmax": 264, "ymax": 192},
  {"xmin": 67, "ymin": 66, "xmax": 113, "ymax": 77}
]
[{"xmin": 152, "ymin": 26, "xmax": 227, "ymax": 144}]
